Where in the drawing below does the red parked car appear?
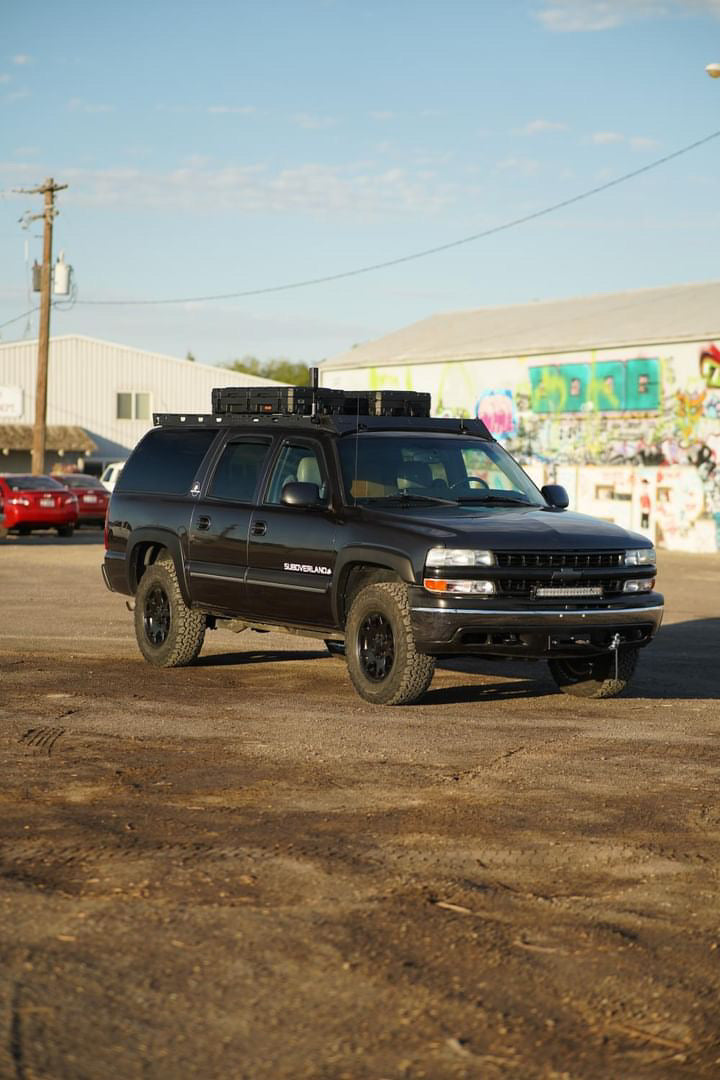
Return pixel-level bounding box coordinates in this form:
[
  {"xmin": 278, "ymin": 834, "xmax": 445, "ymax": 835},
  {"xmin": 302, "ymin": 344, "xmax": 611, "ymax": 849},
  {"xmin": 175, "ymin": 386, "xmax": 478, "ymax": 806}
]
[
  {"xmin": 0, "ymin": 474, "xmax": 78, "ymax": 536},
  {"xmin": 56, "ymin": 473, "xmax": 109, "ymax": 526}
]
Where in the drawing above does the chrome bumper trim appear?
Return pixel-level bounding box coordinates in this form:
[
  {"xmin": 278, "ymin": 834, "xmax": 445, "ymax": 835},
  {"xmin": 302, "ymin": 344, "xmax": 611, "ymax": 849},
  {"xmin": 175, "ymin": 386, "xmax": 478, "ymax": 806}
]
[{"xmin": 411, "ymin": 604, "xmax": 664, "ymax": 618}]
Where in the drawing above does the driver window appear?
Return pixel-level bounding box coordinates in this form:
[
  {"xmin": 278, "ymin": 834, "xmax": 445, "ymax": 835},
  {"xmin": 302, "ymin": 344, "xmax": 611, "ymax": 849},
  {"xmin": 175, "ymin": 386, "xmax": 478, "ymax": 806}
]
[{"xmin": 266, "ymin": 443, "xmax": 327, "ymax": 504}]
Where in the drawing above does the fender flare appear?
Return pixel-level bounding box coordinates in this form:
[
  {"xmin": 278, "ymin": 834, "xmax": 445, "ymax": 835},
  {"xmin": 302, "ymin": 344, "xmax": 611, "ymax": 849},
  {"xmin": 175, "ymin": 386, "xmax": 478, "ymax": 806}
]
[
  {"xmin": 127, "ymin": 528, "xmax": 192, "ymax": 605},
  {"xmin": 332, "ymin": 545, "xmax": 417, "ymax": 625}
]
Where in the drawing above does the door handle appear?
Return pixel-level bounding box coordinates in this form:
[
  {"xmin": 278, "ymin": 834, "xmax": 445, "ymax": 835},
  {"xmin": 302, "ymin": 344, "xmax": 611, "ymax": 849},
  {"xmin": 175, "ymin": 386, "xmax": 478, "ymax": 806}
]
[
  {"xmin": 251, "ymin": 520, "xmax": 267, "ymax": 536},
  {"xmin": 197, "ymin": 515, "xmax": 211, "ymax": 531}
]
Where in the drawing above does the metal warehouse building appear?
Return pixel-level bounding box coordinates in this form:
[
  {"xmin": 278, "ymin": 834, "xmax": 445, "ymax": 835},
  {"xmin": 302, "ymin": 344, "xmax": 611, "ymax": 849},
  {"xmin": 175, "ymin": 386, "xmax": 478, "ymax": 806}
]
[
  {"xmin": 321, "ymin": 282, "xmax": 720, "ymax": 553},
  {"xmin": 0, "ymin": 335, "xmax": 282, "ymax": 474}
]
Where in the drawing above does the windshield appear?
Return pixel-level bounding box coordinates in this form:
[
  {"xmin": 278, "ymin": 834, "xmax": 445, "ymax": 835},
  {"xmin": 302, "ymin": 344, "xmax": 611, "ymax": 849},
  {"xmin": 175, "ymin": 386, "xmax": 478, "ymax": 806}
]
[
  {"xmin": 337, "ymin": 434, "xmax": 544, "ymax": 508},
  {"xmin": 3, "ymin": 475, "xmax": 67, "ymax": 491}
]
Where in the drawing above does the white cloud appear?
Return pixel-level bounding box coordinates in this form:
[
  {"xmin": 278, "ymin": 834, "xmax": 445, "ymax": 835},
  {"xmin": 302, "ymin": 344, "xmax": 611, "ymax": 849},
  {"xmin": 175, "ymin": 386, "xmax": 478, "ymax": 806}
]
[
  {"xmin": 12, "ymin": 54, "xmax": 32, "ymax": 65},
  {"xmin": 590, "ymin": 131, "xmax": 626, "ymax": 144},
  {"xmin": 515, "ymin": 118, "xmax": 568, "ymax": 135},
  {"xmin": 0, "ymin": 160, "xmax": 455, "ymax": 216},
  {"xmin": 12, "ymin": 145, "xmax": 39, "ymax": 157},
  {"xmin": 0, "ymin": 74, "xmax": 10, "ymax": 84},
  {"xmin": 369, "ymin": 110, "xmax": 396, "ymax": 122},
  {"xmin": 2, "ymin": 89, "xmax": 29, "ymax": 104},
  {"xmin": 536, "ymin": 0, "xmax": 720, "ymax": 31},
  {"xmin": 628, "ymin": 135, "xmax": 661, "ymax": 150},
  {"xmin": 293, "ymin": 113, "xmax": 336, "ymax": 130},
  {"xmin": 588, "ymin": 130, "xmax": 660, "ymax": 149},
  {"xmin": 68, "ymin": 97, "xmax": 114, "ymax": 114},
  {"xmin": 207, "ymin": 104, "xmax": 256, "ymax": 115},
  {"xmin": 495, "ymin": 157, "xmax": 541, "ymax": 175}
]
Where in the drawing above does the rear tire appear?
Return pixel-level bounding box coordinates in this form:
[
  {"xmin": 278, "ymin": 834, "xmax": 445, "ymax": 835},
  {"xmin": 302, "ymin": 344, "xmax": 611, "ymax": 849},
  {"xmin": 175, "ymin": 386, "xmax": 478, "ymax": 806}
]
[
  {"xmin": 548, "ymin": 647, "xmax": 639, "ymax": 698},
  {"xmin": 57, "ymin": 525, "xmax": 75, "ymax": 538},
  {"xmin": 345, "ymin": 582, "xmax": 435, "ymax": 705},
  {"xmin": 134, "ymin": 557, "xmax": 206, "ymax": 667}
]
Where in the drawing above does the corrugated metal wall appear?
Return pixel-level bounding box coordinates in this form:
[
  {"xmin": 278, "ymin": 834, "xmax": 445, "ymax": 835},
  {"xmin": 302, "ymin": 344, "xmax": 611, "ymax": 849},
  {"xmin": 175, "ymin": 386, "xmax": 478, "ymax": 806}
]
[{"xmin": 0, "ymin": 335, "xmax": 285, "ymax": 461}]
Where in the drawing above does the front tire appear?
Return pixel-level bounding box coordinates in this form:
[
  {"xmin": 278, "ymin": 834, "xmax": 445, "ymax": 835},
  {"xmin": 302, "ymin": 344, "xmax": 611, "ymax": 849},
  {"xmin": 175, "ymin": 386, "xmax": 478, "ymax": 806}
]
[
  {"xmin": 548, "ymin": 647, "xmax": 639, "ymax": 699},
  {"xmin": 57, "ymin": 525, "xmax": 75, "ymax": 538},
  {"xmin": 134, "ymin": 558, "xmax": 206, "ymax": 667},
  {"xmin": 345, "ymin": 582, "xmax": 435, "ymax": 705}
]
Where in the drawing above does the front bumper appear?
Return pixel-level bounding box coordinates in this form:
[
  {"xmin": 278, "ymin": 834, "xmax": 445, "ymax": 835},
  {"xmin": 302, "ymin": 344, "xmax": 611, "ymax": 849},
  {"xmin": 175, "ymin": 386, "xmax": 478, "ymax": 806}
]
[{"xmin": 409, "ymin": 587, "xmax": 664, "ymax": 658}]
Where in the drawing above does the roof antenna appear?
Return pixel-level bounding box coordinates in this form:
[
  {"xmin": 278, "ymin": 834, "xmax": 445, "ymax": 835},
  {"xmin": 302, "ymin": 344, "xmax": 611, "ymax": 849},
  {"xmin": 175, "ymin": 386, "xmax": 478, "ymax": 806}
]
[
  {"xmin": 310, "ymin": 366, "xmax": 319, "ymax": 418},
  {"xmin": 353, "ymin": 389, "xmax": 360, "ymax": 506}
]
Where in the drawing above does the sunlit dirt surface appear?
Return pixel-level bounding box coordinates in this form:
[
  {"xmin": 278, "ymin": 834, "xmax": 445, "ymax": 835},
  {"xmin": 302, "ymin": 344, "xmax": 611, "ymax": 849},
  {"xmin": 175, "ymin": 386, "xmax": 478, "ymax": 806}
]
[{"xmin": 1, "ymin": 536, "xmax": 719, "ymax": 1078}]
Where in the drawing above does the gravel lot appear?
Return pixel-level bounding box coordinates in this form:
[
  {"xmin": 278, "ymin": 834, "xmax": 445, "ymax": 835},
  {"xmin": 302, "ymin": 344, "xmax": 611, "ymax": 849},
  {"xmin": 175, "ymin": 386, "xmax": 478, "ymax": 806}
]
[{"xmin": 0, "ymin": 534, "xmax": 719, "ymax": 1079}]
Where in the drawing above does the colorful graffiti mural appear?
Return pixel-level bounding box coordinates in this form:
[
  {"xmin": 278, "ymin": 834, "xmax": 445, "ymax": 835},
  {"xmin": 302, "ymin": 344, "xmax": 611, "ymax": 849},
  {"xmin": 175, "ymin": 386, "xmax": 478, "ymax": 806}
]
[
  {"xmin": 529, "ymin": 357, "xmax": 661, "ymax": 413},
  {"xmin": 700, "ymin": 343, "xmax": 720, "ymax": 389},
  {"xmin": 326, "ymin": 340, "xmax": 720, "ymax": 551},
  {"xmin": 474, "ymin": 389, "xmax": 517, "ymax": 436}
]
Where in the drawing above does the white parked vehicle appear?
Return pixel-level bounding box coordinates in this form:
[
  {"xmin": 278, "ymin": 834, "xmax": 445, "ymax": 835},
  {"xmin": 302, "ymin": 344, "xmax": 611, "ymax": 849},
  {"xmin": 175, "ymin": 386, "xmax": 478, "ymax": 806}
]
[{"xmin": 100, "ymin": 462, "xmax": 125, "ymax": 492}]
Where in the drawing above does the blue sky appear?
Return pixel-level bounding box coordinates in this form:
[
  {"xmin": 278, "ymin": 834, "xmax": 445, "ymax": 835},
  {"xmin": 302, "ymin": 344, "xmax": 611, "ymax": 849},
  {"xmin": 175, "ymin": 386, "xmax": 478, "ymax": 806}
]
[{"xmin": 2, "ymin": 0, "xmax": 720, "ymax": 367}]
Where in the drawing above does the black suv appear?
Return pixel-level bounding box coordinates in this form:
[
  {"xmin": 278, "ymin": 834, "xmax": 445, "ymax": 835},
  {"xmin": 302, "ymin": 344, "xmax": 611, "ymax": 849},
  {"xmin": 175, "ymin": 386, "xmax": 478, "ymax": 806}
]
[{"xmin": 102, "ymin": 384, "xmax": 663, "ymax": 705}]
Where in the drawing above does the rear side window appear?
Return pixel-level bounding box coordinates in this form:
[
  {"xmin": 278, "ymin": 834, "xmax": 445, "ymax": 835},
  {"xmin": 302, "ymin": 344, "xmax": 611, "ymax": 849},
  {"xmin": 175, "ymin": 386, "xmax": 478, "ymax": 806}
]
[
  {"xmin": 207, "ymin": 439, "xmax": 271, "ymax": 502},
  {"xmin": 116, "ymin": 429, "xmax": 217, "ymax": 495}
]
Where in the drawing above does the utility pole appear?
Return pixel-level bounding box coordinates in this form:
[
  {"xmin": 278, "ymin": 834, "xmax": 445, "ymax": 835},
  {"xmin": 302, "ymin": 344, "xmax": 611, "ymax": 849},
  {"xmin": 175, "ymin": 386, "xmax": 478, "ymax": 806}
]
[{"xmin": 15, "ymin": 178, "xmax": 68, "ymax": 474}]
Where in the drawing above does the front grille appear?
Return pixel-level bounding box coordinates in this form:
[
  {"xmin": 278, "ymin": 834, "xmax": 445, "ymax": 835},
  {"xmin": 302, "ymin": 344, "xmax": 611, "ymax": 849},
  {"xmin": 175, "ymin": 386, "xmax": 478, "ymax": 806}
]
[
  {"xmin": 495, "ymin": 551, "xmax": 624, "ymax": 570},
  {"xmin": 498, "ymin": 577, "xmax": 625, "ymax": 597}
]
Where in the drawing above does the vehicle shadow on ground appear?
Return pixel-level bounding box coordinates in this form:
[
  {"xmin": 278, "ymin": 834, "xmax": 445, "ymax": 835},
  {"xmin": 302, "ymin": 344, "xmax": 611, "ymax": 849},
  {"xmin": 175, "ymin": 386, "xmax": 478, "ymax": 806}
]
[
  {"xmin": 422, "ymin": 677, "xmax": 557, "ymax": 705},
  {"xmin": 195, "ymin": 648, "xmax": 328, "ymax": 667},
  {"xmin": 437, "ymin": 617, "xmax": 720, "ymax": 702},
  {"xmin": 1, "ymin": 530, "xmax": 104, "ymax": 546}
]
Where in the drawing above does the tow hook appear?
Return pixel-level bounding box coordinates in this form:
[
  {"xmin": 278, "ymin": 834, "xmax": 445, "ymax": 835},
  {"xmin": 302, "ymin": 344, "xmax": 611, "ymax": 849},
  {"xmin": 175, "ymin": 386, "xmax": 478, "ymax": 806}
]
[
  {"xmin": 126, "ymin": 600, "xmax": 135, "ymax": 612},
  {"xmin": 609, "ymin": 632, "xmax": 621, "ymax": 679}
]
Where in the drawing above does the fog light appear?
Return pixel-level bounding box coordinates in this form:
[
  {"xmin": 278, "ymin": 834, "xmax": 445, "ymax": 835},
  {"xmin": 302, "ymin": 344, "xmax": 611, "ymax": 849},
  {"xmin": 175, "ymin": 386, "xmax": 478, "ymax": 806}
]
[
  {"xmin": 623, "ymin": 578, "xmax": 655, "ymax": 593},
  {"xmin": 424, "ymin": 578, "xmax": 495, "ymax": 595}
]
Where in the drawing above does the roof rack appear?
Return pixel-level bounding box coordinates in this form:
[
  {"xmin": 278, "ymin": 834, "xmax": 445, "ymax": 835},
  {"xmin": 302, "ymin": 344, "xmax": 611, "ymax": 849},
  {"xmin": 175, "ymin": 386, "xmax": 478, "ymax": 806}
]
[
  {"xmin": 210, "ymin": 385, "xmax": 432, "ymax": 419},
  {"xmin": 152, "ymin": 410, "xmax": 494, "ymax": 440}
]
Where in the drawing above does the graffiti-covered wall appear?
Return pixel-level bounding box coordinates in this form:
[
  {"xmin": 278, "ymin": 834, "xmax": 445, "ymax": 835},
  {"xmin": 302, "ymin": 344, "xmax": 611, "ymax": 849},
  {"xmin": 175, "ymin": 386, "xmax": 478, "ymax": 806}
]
[{"xmin": 323, "ymin": 341, "xmax": 720, "ymax": 553}]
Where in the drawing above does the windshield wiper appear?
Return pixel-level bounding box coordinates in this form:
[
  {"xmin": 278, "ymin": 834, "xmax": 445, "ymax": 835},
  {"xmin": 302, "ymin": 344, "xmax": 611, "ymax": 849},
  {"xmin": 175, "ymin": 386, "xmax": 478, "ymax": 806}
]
[
  {"xmin": 457, "ymin": 493, "xmax": 533, "ymax": 506},
  {"xmin": 364, "ymin": 492, "xmax": 459, "ymax": 507}
]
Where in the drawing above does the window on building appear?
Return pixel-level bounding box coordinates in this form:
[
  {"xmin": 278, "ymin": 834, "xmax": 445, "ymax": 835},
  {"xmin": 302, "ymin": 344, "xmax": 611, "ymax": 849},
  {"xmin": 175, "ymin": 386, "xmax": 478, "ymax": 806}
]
[{"xmin": 117, "ymin": 392, "xmax": 152, "ymax": 420}]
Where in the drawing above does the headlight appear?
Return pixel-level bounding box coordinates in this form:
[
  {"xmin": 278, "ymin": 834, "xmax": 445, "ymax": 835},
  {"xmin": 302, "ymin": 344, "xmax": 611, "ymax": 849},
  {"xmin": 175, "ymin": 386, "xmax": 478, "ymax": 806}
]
[
  {"xmin": 426, "ymin": 547, "xmax": 495, "ymax": 568},
  {"xmin": 624, "ymin": 578, "xmax": 655, "ymax": 593},
  {"xmin": 624, "ymin": 548, "xmax": 656, "ymax": 567},
  {"xmin": 424, "ymin": 578, "xmax": 495, "ymax": 595}
]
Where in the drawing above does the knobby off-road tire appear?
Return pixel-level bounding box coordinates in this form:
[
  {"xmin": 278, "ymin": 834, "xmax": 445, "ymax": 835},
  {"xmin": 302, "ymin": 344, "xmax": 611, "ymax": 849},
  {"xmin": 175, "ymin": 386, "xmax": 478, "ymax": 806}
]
[
  {"xmin": 134, "ymin": 557, "xmax": 206, "ymax": 668},
  {"xmin": 345, "ymin": 582, "xmax": 435, "ymax": 705},
  {"xmin": 548, "ymin": 646, "xmax": 639, "ymax": 699}
]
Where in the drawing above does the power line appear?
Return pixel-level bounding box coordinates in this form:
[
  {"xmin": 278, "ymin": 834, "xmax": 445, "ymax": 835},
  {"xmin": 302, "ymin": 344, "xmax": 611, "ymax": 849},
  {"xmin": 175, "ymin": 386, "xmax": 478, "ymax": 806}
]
[
  {"xmin": 72, "ymin": 126, "xmax": 720, "ymax": 308},
  {"xmin": 0, "ymin": 306, "xmax": 39, "ymax": 332}
]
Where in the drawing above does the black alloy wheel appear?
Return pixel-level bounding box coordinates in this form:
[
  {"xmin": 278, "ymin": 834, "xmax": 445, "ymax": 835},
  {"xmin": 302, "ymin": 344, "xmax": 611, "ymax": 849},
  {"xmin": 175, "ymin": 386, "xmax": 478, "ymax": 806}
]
[
  {"xmin": 358, "ymin": 611, "xmax": 395, "ymax": 682},
  {"xmin": 143, "ymin": 584, "xmax": 172, "ymax": 647},
  {"xmin": 345, "ymin": 582, "xmax": 435, "ymax": 705}
]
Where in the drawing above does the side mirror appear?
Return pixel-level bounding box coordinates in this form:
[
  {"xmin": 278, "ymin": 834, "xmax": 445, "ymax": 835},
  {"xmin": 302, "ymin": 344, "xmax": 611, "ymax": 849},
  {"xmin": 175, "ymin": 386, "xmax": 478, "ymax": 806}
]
[
  {"xmin": 281, "ymin": 481, "xmax": 323, "ymax": 508},
  {"xmin": 541, "ymin": 484, "xmax": 569, "ymax": 509}
]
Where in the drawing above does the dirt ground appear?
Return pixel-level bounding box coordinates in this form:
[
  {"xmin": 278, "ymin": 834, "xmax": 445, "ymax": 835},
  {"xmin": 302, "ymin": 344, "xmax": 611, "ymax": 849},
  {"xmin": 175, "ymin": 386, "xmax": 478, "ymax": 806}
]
[{"xmin": 0, "ymin": 534, "xmax": 718, "ymax": 1080}]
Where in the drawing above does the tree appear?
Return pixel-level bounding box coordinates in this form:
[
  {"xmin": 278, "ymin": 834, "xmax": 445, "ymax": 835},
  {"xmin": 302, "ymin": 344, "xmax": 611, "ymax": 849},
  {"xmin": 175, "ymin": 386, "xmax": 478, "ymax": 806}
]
[{"xmin": 225, "ymin": 356, "xmax": 310, "ymax": 385}]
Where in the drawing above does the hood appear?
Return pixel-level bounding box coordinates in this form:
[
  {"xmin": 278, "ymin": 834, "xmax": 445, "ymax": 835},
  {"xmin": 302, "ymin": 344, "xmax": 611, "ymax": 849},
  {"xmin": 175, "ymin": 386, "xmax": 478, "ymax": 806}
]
[{"xmin": 364, "ymin": 504, "xmax": 649, "ymax": 552}]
